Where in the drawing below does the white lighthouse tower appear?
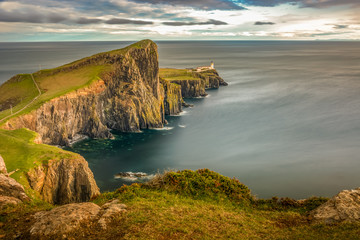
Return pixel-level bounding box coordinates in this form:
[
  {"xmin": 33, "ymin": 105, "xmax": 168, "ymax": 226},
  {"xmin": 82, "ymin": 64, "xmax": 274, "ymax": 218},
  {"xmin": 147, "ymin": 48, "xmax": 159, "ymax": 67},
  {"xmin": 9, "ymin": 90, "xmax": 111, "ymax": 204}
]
[{"xmin": 210, "ymin": 61, "xmax": 214, "ymax": 69}]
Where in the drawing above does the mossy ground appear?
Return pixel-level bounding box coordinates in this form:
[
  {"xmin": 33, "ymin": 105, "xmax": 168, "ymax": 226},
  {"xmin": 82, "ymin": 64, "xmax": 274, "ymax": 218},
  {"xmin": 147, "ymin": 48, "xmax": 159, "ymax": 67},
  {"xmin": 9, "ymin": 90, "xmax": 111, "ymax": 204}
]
[{"xmin": 1, "ymin": 169, "xmax": 359, "ymax": 239}]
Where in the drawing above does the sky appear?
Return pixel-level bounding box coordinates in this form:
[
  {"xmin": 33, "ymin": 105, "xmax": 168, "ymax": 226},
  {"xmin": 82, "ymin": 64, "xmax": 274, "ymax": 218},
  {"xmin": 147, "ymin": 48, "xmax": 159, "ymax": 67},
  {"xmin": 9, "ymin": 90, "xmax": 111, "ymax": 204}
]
[{"xmin": 0, "ymin": 0, "xmax": 359, "ymax": 41}]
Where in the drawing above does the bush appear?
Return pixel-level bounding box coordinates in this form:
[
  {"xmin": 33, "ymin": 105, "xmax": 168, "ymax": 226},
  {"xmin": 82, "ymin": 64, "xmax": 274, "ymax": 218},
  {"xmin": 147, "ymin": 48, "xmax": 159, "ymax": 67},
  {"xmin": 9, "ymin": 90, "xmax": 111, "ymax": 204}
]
[{"xmin": 145, "ymin": 169, "xmax": 253, "ymax": 204}]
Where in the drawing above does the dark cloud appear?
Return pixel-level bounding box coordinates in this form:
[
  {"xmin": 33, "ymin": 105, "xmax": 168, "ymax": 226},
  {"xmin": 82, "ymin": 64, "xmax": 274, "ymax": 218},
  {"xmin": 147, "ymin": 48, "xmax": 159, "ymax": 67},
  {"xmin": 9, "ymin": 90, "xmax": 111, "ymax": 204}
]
[
  {"xmin": 0, "ymin": 8, "xmax": 66, "ymax": 23},
  {"xmin": 75, "ymin": 18, "xmax": 103, "ymax": 24},
  {"xmin": 254, "ymin": 21, "xmax": 276, "ymax": 25},
  {"xmin": 130, "ymin": 0, "xmax": 245, "ymax": 10},
  {"xmin": 105, "ymin": 18, "xmax": 153, "ymax": 25},
  {"xmin": 235, "ymin": 0, "xmax": 360, "ymax": 8},
  {"xmin": 163, "ymin": 19, "xmax": 228, "ymax": 26},
  {"xmin": 333, "ymin": 25, "xmax": 349, "ymax": 29}
]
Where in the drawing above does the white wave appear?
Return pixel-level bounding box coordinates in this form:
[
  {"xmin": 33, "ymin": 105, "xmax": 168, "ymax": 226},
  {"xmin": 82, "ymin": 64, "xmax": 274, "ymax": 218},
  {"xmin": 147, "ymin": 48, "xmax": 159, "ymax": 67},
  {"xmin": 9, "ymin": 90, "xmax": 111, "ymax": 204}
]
[
  {"xmin": 151, "ymin": 126, "xmax": 174, "ymax": 131},
  {"xmin": 178, "ymin": 125, "xmax": 186, "ymax": 128}
]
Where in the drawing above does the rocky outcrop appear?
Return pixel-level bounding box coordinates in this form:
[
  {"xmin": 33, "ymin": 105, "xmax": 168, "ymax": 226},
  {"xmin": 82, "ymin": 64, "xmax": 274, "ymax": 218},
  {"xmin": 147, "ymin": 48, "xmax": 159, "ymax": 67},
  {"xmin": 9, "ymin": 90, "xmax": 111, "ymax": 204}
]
[
  {"xmin": 194, "ymin": 69, "xmax": 228, "ymax": 89},
  {"xmin": 4, "ymin": 40, "xmax": 165, "ymax": 146},
  {"xmin": 30, "ymin": 200, "xmax": 127, "ymax": 238},
  {"xmin": 161, "ymin": 79, "xmax": 182, "ymax": 115},
  {"xmin": 169, "ymin": 79, "xmax": 207, "ymax": 98},
  {"xmin": 26, "ymin": 156, "xmax": 100, "ymax": 205},
  {"xmin": 310, "ymin": 188, "xmax": 360, "ymax": 224},
  {"xmin": 0, "ymin": 156, "xmax": 30, "ymax": 207},
  {"xmin": 168, "ymin": 69, "xmax": 227, "ymax": 98}
]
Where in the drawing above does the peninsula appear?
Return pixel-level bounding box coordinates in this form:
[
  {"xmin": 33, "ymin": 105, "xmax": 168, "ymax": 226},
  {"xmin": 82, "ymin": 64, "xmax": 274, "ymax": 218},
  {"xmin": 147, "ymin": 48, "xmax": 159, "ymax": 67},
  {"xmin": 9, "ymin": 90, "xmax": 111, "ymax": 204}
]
[{"xmin": 0, "ymin": 40, "xmax": 359, "ymax": 239}]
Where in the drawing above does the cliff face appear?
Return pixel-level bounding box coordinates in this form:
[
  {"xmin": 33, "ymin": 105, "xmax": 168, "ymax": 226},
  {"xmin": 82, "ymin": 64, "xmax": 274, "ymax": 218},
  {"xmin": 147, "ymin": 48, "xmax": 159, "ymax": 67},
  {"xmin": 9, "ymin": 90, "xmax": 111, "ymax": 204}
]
[
  {"xmin": 161, "ymin": 79, "xmax": 182, "ymax": 115},
  {"xmin": 4, "ymin": 40, "xmax": 165, "ymax": 146},
  {"xmin": 167, "ymin": 70, "xmax": 227, "ymax": 98},
  {"xmin": 27, "ymin": 156, "xmax": 100, "ymax": 205}
]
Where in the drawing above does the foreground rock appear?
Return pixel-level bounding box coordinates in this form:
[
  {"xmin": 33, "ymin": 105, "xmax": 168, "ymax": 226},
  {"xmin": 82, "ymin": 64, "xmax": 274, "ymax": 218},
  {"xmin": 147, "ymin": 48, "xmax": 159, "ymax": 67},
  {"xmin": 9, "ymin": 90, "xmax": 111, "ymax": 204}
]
[
  {"xmin": 30, "ymin": 200, "xmax": 127, "ymax": 238},
  {"xmin": 27, "ymin": 157, "xmax": 100, "ymax": 205},
  {"xmin": 0, "ymin": 155, "xmax": 6, "ymax": 174},
  {"xmin": 310, "ymin": 188, "xmax": 360, "ymax": 224},
  {"xmin": 0, "ymin": 155, "xmax": 29, "ymax": 208}
]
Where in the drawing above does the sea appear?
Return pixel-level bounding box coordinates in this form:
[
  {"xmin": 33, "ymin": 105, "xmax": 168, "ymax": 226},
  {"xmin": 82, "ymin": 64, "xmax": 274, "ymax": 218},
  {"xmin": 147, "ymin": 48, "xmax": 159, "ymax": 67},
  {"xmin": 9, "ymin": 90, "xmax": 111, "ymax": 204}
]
[{"xmin": 1, "ymin": 41, "xmax": 359, "ymax": 199}]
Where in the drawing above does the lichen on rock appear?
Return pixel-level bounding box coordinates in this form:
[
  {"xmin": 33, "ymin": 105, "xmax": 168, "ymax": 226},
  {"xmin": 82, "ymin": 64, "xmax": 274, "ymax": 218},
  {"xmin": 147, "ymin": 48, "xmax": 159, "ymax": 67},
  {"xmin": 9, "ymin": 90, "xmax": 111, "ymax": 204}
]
[{"xmin": 310, "ymin": 188, "xmax": 360, "ymax": 224}]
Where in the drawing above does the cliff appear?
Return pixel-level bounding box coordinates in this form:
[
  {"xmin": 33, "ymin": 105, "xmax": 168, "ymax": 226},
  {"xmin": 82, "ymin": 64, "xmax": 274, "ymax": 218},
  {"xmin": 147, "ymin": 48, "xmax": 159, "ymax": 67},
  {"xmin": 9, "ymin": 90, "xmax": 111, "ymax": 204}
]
[
  {"xmin": 2, "ymin": 40, "xmax": 165, "ymax": 146},
  {"xmin": 27, "ymin": 157, "xmax": 99, "ymax": 205},
  {"xmin": 160, "ymin": 79, "xmax": 183, "ymax": 115},
  {"xmin": 160, "ymin": 68, "xmax": 227, "ymax": 98},
  {"xmin": 0, "ymin": 129, "xmax": 99, "ymax": 205}
]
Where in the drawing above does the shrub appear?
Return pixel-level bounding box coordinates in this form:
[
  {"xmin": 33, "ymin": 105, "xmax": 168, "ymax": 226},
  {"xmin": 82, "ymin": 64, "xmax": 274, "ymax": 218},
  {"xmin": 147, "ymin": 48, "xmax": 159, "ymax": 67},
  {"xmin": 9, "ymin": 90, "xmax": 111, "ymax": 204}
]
[{"xmin": 145, "ymin": 169, "xmax": 253, "ymax": 204}]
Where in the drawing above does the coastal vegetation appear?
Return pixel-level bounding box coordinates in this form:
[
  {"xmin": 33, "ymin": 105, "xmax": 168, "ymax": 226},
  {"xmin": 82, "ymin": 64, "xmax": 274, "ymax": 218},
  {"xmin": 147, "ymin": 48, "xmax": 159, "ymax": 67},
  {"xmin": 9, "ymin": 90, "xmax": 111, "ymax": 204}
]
[{"xmin": 1, "ymin": 169, "xmax": 360, "ymax": 239}]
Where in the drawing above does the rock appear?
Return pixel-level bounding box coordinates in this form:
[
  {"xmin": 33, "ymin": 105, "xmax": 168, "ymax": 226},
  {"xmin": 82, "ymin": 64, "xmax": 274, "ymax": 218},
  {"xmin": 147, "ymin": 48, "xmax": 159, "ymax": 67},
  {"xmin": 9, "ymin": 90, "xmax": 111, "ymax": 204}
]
[
  {"xmin": 0, "ymin": 196, "xmax": 22, "ymax": 207},
  {"xmin": 98, "ymin": 199, "xmax": 127, "ymax": 229},
  {"xmin": 27, "ymin": 157, "xmax": 100, "ymax": 205},
  {"xmin": 30, "ymin": 202, "xmax": 101, "ymax": 237},
  {"xmin": 310, "ymin": 188, "xmax": 360, "ymax": 224},
  {"xmin": 0, "ymin": 174, "xmax": 29, "ymax": 202},
  {"xmin": 30, "ymin": 200, "xmax": 127, "ymax": 237},
  {"xmin": 0, "ymin": 155, "xmax": 6, "ymax": 175}
]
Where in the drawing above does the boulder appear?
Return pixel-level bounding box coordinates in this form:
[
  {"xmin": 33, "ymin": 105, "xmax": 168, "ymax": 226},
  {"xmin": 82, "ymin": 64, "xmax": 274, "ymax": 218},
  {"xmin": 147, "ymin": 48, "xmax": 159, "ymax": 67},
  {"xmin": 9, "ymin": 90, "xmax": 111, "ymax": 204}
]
[
  {"xmin": 30, "ymin": 200, "xmax": 127, "ymax": 237},
  {"xmin": 0, "ymin": 174, "xmax": 29, "ymax": 203},
  {"xmin": 30, "ymin": 202, "xmax": 101, "ymax": 238},
  {"xmin": 310, "ymin": 188, "xmax": 360, "ymax": 224},
  {"xmin": 0, "ymin": 155, "xmax": 7, "ymax": 174},
  {"xmin": 98, "ymin": 199, "xmax": 127, "ymax": 229}
]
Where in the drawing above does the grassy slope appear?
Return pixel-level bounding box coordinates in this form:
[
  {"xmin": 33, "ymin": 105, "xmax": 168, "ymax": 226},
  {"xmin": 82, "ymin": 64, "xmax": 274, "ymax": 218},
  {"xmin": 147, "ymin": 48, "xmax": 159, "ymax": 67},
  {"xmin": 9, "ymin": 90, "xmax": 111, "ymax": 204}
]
[
  {"xmin": 0, "ymin": 128, "xmax": 81, "ymax": 199},
  {"xmin": 0, "ymin": 40, "xmax": 153, "ymax": 124},
  {"xmin": 1, "ymin": 169, "xmax": 359, "ymax": 239},
  {"xmin": 160, "ymin": 68, "xmax": 200, "ymax": 81}
]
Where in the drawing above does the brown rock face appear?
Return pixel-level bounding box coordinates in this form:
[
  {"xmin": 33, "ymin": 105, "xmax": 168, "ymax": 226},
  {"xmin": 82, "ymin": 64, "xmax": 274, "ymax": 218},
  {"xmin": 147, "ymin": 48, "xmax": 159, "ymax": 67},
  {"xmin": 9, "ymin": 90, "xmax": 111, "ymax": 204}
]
[
  {"xmin": 161, "ymin": 79, "xmax": 182, "ymax": 115},
  {"xmin": 27, "ymin": 157, "xmax": 100, "ymax": 205},
  {"xmin": 4, "ymin": 40, "xmax": 165, "ymax": 146},
  {"xmin": 310, "ymin": 188, "xmax": 360, "ymax": 224}
]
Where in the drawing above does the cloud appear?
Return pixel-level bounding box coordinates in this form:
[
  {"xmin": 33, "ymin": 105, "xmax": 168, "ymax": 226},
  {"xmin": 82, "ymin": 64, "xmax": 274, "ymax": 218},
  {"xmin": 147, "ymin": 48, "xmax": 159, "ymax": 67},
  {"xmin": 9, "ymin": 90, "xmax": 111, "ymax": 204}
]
[
  {"xmin": 254, "ymin": 21, "xmax": 276, "ymax": 25},
  {"xmin": 75, "ymin": 18, "xmax": 102, "ymax": 24},
  {"xmin": 333, "ymin": 25, "xmax": 348, "ymax": 29},
  {"xmin": 236, "ymin": 0, "xmax": 360, "ymax": 8},
  {"xmin": 163, "ymin": 19, "xmax": 228, "ymax": 26},
  {"xmin": 130, "ymin": 0, "xmax": 245, "ymax": 10},
  {"xmin": 0, "ymin": 8, "xmax": 66, "ymax": 23},
  {"xmin": 105, "ymin": 18, "xmax": 153, "ymax": 25}
]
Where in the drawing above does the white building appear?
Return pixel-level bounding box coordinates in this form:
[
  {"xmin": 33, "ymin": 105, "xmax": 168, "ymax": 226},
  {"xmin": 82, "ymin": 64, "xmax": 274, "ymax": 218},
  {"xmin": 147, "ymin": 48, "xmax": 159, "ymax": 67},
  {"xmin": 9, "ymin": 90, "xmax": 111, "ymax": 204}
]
[{"xmin": 196, "ymin": 61, "xmax": 215, "ymax": 72}]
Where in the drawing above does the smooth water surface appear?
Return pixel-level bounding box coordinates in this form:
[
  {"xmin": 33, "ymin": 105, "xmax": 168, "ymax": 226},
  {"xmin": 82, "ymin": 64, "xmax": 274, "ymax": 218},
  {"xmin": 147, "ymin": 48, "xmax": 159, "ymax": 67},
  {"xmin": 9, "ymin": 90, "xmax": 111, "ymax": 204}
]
[{"xmin": 1, "ymin": 41, "xmax": 360, "ymax": 198}]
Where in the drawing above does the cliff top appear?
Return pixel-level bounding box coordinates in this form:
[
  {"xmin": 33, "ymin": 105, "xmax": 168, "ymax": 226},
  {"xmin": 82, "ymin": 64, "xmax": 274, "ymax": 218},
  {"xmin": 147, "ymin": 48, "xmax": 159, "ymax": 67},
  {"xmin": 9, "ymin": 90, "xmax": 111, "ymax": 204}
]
[
  {"xmin": 160, "ymin": 68, "xmax": 219, "ymax": 81},
  {"xmin": 0, "ymin": 39, "xmax": 157, "ymax": 124}
]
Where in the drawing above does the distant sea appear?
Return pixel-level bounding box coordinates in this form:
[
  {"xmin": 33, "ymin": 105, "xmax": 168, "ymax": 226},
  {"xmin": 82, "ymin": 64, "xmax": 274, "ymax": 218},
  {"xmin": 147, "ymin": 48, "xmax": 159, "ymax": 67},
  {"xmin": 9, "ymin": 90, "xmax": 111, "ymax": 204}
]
[{"xmin": 1, "ymin": 41, "xmax": 360, "ymax": 199}]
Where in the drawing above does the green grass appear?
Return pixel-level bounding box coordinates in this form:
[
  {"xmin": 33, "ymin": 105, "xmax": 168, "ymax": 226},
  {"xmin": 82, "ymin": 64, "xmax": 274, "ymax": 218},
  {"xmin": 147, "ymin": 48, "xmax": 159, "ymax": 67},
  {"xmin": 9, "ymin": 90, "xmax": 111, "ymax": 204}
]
[
  {"xmin": 0, "ymin": 128, "xmax": 81, "ymax": 198},
  {"xmin": 0, "ymin": 74, "xmax": 39, "ymax": 120},
  {"xmin": 0, "ymin": 39, "xmax": 155, "ymax": 125},
  {"xmin": 160, "ymin": 68, "xmax": 200, "ymax": 81}
]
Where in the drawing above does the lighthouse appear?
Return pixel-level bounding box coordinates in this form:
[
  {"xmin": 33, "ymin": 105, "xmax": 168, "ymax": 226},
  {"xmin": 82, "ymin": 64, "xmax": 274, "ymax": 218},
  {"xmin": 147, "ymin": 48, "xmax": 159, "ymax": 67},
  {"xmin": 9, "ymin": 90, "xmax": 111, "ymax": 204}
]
[{"xmin": 210, "ymin": 61, "xmax": 214, "ymax": 69}]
